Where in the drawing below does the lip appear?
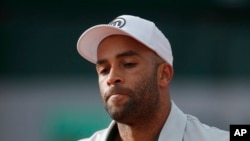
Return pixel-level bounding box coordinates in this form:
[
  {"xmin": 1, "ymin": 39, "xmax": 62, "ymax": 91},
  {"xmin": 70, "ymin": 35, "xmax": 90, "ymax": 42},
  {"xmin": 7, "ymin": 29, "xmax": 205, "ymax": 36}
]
[
  {"xmin": 110, "ymin": 93, "xmax": 125, "ymax": 97},
  {"xmin": 106, "ymin": 93, "xmax": 127, "ymax": 101},
  {"xmin": 108, "ymin": 93, "xmax": 128, "ymax": 103}
]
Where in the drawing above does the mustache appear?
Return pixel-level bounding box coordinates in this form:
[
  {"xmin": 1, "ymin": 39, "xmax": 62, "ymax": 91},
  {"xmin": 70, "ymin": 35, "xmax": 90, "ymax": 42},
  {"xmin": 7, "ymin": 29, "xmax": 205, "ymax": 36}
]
[{"xmin": 104, "ymin": 85, "xmax": 132, "ymax": 100}]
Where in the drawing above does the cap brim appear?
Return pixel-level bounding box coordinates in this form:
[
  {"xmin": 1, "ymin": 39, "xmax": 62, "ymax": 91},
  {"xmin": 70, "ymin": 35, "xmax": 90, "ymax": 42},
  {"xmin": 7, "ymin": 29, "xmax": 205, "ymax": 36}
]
[{"xmin": 77, "ymin": 25, "xmax": 131, "ymax": 64}]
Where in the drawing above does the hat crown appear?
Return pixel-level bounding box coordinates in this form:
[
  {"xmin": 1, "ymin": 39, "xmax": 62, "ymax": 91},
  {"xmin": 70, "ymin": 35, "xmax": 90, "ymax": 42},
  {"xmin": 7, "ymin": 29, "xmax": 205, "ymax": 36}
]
[{"xmin": 77, "ymin": 15, "xmax": 173, "ymax": 66}]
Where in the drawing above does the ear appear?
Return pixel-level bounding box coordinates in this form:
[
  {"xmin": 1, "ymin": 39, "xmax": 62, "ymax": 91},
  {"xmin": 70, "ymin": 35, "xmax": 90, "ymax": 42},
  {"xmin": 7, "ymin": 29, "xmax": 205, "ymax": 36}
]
[{"xmin": 158, "ymin": 63, "xmax": 174, "ymax": 88}]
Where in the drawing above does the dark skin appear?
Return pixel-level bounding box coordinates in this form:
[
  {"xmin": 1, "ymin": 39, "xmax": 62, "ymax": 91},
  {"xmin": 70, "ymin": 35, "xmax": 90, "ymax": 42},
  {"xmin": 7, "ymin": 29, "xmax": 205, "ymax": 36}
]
[{"xmin": 96, "ymin": 35, "xmax": 174, "ymax": 141}]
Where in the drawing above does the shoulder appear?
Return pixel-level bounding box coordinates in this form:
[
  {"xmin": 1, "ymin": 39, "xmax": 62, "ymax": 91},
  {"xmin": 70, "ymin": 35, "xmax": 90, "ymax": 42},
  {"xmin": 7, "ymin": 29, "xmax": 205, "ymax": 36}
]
[{"xmin": 185, "ymin": 114, "xmax": 229, "ymax": 141}]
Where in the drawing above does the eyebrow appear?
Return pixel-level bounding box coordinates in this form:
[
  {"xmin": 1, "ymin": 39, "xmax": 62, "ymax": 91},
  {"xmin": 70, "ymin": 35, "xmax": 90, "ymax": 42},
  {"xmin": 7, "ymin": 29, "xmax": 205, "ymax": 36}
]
[{"xmin": 96, "ymin": 50, "xmax": 141, "ymax": 65}]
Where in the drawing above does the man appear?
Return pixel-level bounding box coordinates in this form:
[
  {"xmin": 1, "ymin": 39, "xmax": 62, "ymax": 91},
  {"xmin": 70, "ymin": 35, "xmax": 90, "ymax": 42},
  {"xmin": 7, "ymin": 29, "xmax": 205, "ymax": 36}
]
[{"xmin": 77, "ymin": 15, "xmax": 229, "ymax": 141}]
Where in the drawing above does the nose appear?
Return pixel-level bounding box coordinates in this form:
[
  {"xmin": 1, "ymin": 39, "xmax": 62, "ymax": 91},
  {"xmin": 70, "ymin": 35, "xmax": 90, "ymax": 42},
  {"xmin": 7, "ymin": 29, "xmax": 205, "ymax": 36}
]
[{"xmin": 106, "ymin": 68, "xmax": 124, "ymax": 86}]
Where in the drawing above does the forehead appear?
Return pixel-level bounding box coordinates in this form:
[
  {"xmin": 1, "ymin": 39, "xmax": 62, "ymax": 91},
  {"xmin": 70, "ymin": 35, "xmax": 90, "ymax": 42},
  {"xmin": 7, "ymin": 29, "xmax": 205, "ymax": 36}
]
[{"xmin": 97, "ymin": 35, "xmax": 154, "ymax": 59}]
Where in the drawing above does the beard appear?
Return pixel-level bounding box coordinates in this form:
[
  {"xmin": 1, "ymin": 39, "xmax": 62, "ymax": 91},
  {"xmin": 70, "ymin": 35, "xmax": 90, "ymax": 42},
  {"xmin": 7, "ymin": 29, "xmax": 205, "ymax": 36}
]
[{"xmin": 101, "ymin": 69, "xmax": 160, "ymax": 124}]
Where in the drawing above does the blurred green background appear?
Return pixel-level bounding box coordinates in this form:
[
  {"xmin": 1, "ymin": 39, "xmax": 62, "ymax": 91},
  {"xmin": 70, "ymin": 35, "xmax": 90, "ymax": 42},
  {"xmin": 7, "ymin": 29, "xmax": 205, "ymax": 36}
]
[
  {"xmin": 1, "ymin": 0, "xmax": 250, "ymax": 141},
  {"xmin": 1, "ymin": 0, "xmax": 250, "ymax": 77}
]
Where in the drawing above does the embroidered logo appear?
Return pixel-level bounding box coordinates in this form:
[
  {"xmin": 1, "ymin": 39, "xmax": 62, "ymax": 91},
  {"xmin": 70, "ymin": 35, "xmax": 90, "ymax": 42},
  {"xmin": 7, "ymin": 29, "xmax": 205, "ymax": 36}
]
[{"xmin": 109, "ymin": 17, "xmax": 126, "ymax": 28}]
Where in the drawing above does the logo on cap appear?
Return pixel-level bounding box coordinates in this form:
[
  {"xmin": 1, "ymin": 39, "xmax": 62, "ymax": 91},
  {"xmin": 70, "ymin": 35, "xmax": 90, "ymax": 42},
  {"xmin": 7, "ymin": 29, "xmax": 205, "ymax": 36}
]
[{"xmin": 109, "ymin": 17, "xmax": 126, "ymax": 28}]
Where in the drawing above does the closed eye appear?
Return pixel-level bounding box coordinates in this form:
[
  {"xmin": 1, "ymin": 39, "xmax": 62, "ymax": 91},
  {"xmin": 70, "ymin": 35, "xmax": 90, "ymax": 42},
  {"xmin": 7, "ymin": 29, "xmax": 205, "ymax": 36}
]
[
  {"xmin": 123, "ymin": 62, "xmax": 137, "ymax": 68},
  {"xmin": 97, "ymin": 66, "xmax": 110, "ymax": 75},
  {"xmin": 101, "ymin": 68, "xmax": 110, "ymax": 74}
]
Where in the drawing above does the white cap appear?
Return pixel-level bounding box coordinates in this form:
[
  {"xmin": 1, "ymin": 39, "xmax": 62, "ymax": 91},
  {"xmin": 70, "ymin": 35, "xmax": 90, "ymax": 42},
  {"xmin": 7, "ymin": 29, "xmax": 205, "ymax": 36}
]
[{"xmin": 77, "ymin": 15, "xmax": 173, "ymax": 66}]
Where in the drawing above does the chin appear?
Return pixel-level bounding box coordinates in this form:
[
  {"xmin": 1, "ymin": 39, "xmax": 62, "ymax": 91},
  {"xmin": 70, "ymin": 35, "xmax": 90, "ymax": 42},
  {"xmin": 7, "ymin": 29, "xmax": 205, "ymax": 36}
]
[
  {"xmin": 108, "ymin": 106, "xmax": 137, "ymax": 124},
  {"xmin": 107, "ymin": 106, "xmax": 127, "ymax": 121}
]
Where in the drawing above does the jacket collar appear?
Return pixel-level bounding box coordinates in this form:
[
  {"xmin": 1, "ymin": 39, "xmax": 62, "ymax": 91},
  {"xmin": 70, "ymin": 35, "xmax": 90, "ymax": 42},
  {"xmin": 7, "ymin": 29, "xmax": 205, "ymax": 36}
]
[{"xmin": 158, "ymin": 101, "xmax": 187, "ymax": 141}]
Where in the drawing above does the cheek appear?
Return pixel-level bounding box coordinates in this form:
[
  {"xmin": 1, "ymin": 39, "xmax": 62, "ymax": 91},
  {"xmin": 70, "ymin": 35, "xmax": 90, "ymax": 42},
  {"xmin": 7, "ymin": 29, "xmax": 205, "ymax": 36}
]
[
  {"xmin": 98, "ymin": 75, "xmax": 106, "ymax": 85},
  {"xmin": 98, "ymin": 77, "xmax": 106, "ymax": 95}
]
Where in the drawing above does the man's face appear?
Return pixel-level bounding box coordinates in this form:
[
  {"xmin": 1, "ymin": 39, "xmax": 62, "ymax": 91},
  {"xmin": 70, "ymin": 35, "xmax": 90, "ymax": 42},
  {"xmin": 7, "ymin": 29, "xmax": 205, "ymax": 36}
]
[{"xmin": 96, "ymin": 35, "xmax": 161, "ymax": 123}]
